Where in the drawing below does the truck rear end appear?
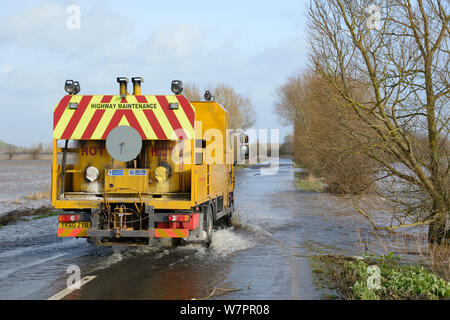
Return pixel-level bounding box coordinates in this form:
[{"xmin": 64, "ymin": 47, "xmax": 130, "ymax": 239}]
[{"xmin": 52, "ymin": 78, "xmax": 245, "ymax": 246}]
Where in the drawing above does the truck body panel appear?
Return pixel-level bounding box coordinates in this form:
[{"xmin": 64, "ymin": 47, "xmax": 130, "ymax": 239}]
[{"xmin": 51, "ymin": 88, "xmax": 239, "ymax": 246}]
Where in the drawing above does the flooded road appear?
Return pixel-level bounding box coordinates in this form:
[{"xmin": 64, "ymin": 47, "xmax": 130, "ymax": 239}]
[{"xmin": 0, "ymin": 158, "xmax": 426, "ymax": 299}]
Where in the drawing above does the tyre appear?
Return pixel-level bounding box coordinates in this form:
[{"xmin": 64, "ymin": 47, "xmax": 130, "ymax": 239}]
[
  {"xmin": 87, "ymin": 237, "xmax": 100, "ymax": 245},
  {"xmin": 224, "ymin": 195, "xmax": 234, "ymax": 227},
  {"xmin": 203, "ymin": 204, "xmax": 213, "ymax": 247}
]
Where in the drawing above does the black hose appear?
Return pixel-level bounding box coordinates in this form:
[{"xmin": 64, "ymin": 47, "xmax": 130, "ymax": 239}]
[{"xmin": 59, "ymin": 140, "xmax": 69, "ymax": 198}]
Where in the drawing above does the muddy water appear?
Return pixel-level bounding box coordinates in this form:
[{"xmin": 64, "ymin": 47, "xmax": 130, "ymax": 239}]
[{"xmin": 0, "ymin": 158, "xmax": 428, "ymax": 299}]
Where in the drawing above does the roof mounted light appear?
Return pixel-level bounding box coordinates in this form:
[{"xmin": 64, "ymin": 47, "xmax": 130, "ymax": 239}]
[
  {"xmin": 171, "ymin": 80, "xmax": 183, "ymax": 95},
  {"xmin": 65, "ymin": 80, "xmax": 80, "ymax": 95},
  {"xmin": 65, "ymin": 80, "xmax": 75, "ymax": 95},
  {"xmin": 204, "ymin": 90, "xmax": 212, "ymax": 101},
  {"xmin": 73, "ymin": 81, "xmax": 80, "ymax": 95}
]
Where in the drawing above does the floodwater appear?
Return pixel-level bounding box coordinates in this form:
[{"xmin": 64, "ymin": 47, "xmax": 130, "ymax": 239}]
[
  {"xmin": 0, "ymin": 158, "xmax": 428, "ymax": 299},
  {"xmin": 0, "ymin": 160, "xmax": 51, "ymax": 213}
]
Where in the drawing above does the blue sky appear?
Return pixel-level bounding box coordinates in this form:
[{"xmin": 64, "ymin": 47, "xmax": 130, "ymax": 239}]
[{"xmin": 0, "ymin": 0, "xmax": 309, "ymax": 146}]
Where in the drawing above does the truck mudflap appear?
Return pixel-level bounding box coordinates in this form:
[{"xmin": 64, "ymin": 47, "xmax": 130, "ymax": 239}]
[
  {"xmin": 57, "ymin": 228, "xmax": 88, "ymax": 237},
  {"xmin": 154, "ymin": 229, "xmax": 189, "ymax": 238}
]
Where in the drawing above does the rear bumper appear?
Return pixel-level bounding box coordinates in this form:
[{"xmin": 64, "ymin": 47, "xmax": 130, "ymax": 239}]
[
  {"xmin": 57, "ymin": 210, "xmax": 200, "ymax": 240},
  {"xmin": 85, "ymin": 228, "xmax": 189, "ymax": 238}
]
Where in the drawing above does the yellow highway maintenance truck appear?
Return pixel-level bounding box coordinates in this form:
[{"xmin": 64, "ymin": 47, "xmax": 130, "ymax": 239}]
[{"xmin": 52, "ymin": 78, "xmax": 248, "ymax": 246}]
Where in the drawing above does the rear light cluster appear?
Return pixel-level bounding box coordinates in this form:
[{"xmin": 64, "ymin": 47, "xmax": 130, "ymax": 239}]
[
  {"xmin": 168, "ymin": 215, "xmax": 190, "ymax": 222},
  {"xmin": 58, "ymin": 214, "xmax": 80, "ymax": 222}
]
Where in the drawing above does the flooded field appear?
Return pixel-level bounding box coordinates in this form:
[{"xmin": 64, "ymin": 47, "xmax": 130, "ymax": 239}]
[
  {"xmin": 0, "ymin": 160, "xmax": 51, "ymax": 214},
  {"xmin": 0, "ymin": 158, "xmax": 432, "ymax": 299}
]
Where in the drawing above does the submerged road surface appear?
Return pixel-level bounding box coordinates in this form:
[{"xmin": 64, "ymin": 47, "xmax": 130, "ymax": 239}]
[{"xmin": 0, "ymin": 158, "xmax": 414, "ymax": 299}]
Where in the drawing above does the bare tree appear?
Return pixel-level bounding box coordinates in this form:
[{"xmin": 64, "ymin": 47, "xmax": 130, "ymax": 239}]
[
  {"xmin": 280, "ymin": 133, "xmax": 295, "ymax": 156},
  {"xmin": 6, "ymin": 147, "xmax": 17, "ymax": 160},
  {"xmin": 275, "ymin": 69, "xmax": 375, "ymax": 194},
  {"xmin": 308, "ymin": 0, "xmax": 449, "ymax": 243},
  {"xmin": 29, "ymin": 142, "xmax": 43, "ymax": 160},
  {"xmin": 213, "ymin": 83, "xmax": 256, "ymax": 130},
  {"xmin": 184, "ymin": 82, "xmax": 257, "ymax": 130},
  {"xmin": 183, "ymin": 82, "xmax": 202, "ymax": 101}
]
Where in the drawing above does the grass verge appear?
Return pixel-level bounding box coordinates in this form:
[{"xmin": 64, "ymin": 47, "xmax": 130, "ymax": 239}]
[
  {"xmin": 22, "ymin": 191, "xmax": 50, "ymax": 200},
  {"xmin": 311, "ymin": 253, "xmax": 450, "ymax": 300},
  {"xmin": 293, "ymin": 161, "xmax": 303, "ymax": 168},
  {"xmin": 295, "ymin": 171, "xmax": 325, "ymax": 192},
  {"xmin": 0, "ymin": 206, "xmax": 59, "ymax": 227}
]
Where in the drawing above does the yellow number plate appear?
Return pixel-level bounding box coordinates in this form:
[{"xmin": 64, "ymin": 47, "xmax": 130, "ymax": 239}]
[{"xmin": 58, "ymin": 222, "xmax": 91, "ymax": 229}]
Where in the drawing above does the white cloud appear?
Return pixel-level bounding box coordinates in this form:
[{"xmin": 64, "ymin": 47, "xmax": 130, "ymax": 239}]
[
  {"xmin": 0, "ymin": 65, "xmax": 15, "ymax": 73},
  {"xmin": 0, "ymin": 1, "xmax": 133, "ymax": 56},
  {"xmin": 0, "ymin": 1, "xmax": 303, "ymax": 145},
  {"xmin": 140, "ymin": 25, "xmax": 205, "ymax": 61}
]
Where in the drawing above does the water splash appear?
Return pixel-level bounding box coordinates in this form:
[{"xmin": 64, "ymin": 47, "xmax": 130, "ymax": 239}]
[{"xmin": 210, "ymin": 228, "xmax": 253, "ymax": 256}]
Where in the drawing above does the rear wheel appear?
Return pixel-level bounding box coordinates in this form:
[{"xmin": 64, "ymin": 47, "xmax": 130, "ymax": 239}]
[
  {"xmin": 87, "ymin": 237, "xmax": 100, "ymax": 245},
  {"xmin": 224, "ymin": 194, "xmax": 234, "ymax": 227},
  {"xmin": 203, "ymin": 204, "xmax": 213, "ymax": 247}
]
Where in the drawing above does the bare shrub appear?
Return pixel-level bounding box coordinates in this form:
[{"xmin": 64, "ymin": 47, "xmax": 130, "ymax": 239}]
[
  {"xmin": 279, "ymin": 134, "xmax": 294, "ymax": 157},
  {"xmin": 275, "ymin": 70, "xmax": 376, "ymax": 194},
  {"xmin": 28, "ymin": 143, "xmax": 43, "ymax": 160},
  {"xmin": 356, "ymin": 227, "xmax": 449, "ymax": 282},
  {"xmin": 23, "ymin": 191, "xmax": 50, "ymax": 201},
  {"xmin": 6, "ymin": 147, "xmax": 17, "ymax": 160},
  {"xmin": 183, "ymin": 82, "xmax": 202, "ymax": 101}
]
